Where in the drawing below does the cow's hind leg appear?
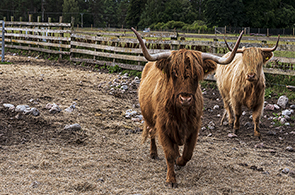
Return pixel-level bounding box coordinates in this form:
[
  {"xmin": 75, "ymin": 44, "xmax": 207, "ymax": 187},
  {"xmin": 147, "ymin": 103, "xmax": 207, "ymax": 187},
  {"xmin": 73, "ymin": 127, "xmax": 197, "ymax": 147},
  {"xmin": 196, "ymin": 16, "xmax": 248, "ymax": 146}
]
[
  {"xmin": 150, "ymin": 137, "xmax": 158, "ymax": 159},
  {"xmin": 176, "ymin": 131, "xmax": 198, "ymax": 167}
]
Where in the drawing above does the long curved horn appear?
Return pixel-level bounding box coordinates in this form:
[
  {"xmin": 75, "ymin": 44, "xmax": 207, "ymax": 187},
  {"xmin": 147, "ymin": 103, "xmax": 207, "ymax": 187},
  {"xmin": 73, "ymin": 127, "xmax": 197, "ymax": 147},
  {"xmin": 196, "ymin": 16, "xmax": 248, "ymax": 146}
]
[
  {"xmin": 261, "ymin": 35, "xmax": 280, "ymax": 52},
  {"xmin": 201, "ymin": 30, "xmax": 244, "ymax": 64},
  {"xmin": 131, "ymin": 27, "xmax": 171, "ymax": 61},
  {"xmin": 224, "ymin": 35, "xmax": 245, "ymax": 53},
  {"xmin": 225, "ymin": 34, "xmax": 280, "ymax": 53}
]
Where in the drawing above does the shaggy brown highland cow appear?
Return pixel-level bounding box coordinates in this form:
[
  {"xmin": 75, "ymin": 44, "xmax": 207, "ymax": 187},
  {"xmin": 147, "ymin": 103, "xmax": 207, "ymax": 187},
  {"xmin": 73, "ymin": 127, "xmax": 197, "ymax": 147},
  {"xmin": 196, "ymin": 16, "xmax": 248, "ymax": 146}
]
[
  {"xmin": 215, "ymin": 35, "xmax": 280, "ymax": 138},
  {"xmin": 131, "ymin": 27, "xmax": 243, "ymax": 187}
]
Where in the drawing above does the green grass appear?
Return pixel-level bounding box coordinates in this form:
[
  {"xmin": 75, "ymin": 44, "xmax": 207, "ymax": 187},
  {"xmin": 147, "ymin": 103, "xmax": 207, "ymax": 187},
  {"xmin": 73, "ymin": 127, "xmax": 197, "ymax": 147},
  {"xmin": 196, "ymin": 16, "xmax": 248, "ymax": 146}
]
[{"xmin": 273, "ymin": 51, "xmax": 295, "ymax": 58}]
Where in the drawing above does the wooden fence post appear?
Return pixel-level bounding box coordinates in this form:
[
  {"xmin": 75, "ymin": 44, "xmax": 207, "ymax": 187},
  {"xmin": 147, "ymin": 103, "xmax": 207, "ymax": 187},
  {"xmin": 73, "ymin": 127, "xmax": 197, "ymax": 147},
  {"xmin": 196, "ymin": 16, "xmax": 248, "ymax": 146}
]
[
  {"xmin": 3, "ymin": 17, "xmax": 6, "ymax": 21},
  {"xmin": 10, "ymin": 16, "xmax": 14, "ymax": 22},
  {"xmin": 70, "ymin": 17, "xmax": 75, "ymax": 61},
  {"xmin": 29, "ymin": 14, "xmax": 32, "ymax": 22},
  {"xmin": 48, "ymin": 17, "xmax": 52, "ymax": 58},
  {"xmin": 59, "ymin": 16, "xmax": 63, "ymax": 60},
  {"xmin": 267, "ymin": 28, "xmax": 269, "ymax": 37}
]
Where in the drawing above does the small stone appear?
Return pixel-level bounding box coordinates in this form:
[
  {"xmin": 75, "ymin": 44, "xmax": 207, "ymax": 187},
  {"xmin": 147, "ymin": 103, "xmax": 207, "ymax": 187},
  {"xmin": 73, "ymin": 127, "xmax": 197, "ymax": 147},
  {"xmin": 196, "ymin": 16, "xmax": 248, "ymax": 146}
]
[
  {"xmin": 30, "ymin": 181, "xmax": 40, "ymax": 188},
  {"xmin": 213, "ymin": 105, "xmax": 219, "ymax": 110},
  {"xmin": 121, "ymin": 85, "xmax": 128, "ymax": 90},
  {"xmin": 207, "ymin": 133, "xmax": 212, "ymax": 137},
  {"xmin": 242, "ymin": 111, "xmax": 246, "ymax": 116},
  {"xmin": 255, "ymin": 143, "xmax": 264, "ymax": 148},
  {"xmin": 266, "ymin": 131, "xmax": 277, "ymax": 136},
  {"xmin": 64, "ymin": 123, "xmax": 82, "ymax": 131},
  {"xmin": 208, "ymin": 125, "xmax": 215, "ymax": 130},
  {"xmin": 15, "ymin": 105, "xmax": 30, "ymax": 113},
  {"xmin": 45, "ymin": 103, "xmax": 53, "ymax": 109},
  {"xmin": 277, "ymin": 95, "xmax": 288, "ymax": 109},
  {"xmin": 49, "ymin": 103, "xmax": 62, "ymax": 114},
  {"xmin": 290, "ymin": 105, "xmax": 295, "ymax": 109},
  {"xmin": 274, "ymin": 104, "xmax": 280, "ymax": 109},
  {"xmin": 289, "ymin": 171, "xmax": 295, "ymax": 178},
  {"xmin": 285, "ymin": 122, "xmax": 290, "ymax": 126},
  {"xmin": 31, "ymin": 108, "xmax": 40, "ymax": 116},
  {"xmin": 280, "ymin": 118, "xmax": 287, "ymax": 124},
  {"xmin": 217, "ymin": 114, "xmax": 221, "ymax": 117},
  {"xmin": 244, "ymin": 122, "xmax": 254, "ymax": 128},
  {"xmin": 282, "ymin": 109, "xmax": 292, "ymax": 116},
  {"xmin": 201, "ymin": 127, "xmax": 206, "ymax": 131},
  {"xmin": 286, "ymin": 146, "xmax": 294, "ymax": 152},
  {"xmin": 131, "ymin": 118, "xmax": 140, "ymax": 122},
  {"xmin": 282, "ymin": 168, "xmax": 290, "ymax": 174},
  {"xmin": 264, "ymin": 104, "xmax": 274, "ymax": 111},
  {"xmin": 3, "ymin": 104, "xmax": 15, "ymax": 110},
  {"xmin": 228, "ymin": 133, "xmax": 237, "ymax": 138},
  {"xmin": 223, "ymin": 121, "xmax": 229, "ymax": 126}
]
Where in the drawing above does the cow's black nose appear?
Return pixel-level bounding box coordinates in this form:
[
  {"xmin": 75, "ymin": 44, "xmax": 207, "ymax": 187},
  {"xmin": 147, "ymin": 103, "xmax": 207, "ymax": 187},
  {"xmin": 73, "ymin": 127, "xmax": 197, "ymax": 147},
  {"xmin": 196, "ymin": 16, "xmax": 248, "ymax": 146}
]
[
  {"xmin": 247, "ymin": 73, "xmax": 256, "ymax": 80},
  {"xmin": 179, "ymin": 94, "xmax": 192, "ymax": 106}
]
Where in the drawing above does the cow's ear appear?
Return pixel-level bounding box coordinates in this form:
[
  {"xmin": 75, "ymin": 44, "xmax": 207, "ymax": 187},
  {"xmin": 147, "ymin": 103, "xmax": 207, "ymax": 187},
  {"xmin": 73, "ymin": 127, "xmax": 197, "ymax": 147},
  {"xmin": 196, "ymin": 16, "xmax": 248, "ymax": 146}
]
[
  {"xmin": 156, "ymin": 59, "xmax": 171, "ymax": 78},
  {"xmin": 202, "ymin": 59, "xmax": 217, "ymax": 77},
  {"xmin": 262, "ymin": 51, "xmax": 273, "ymax": 63}
]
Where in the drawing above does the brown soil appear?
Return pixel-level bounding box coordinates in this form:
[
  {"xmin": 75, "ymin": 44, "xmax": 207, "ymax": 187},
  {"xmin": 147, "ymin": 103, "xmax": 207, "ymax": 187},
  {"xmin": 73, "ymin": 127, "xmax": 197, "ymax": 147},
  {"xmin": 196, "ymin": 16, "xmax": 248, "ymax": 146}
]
[{"xmin": 0, "ymin": 54, "xmax": 294, "ymax": 194}]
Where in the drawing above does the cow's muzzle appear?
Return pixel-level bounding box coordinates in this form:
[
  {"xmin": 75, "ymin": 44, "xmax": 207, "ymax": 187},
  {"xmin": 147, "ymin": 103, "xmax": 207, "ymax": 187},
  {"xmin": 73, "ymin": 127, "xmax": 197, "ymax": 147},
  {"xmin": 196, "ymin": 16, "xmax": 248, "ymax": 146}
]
[
  {"xmin": 178, "ymin": 93, "xmax": 193, "ymax": 107},
  {"xmin": 246, "ymin": 73, "xmax": 256, "ymax": 81}
]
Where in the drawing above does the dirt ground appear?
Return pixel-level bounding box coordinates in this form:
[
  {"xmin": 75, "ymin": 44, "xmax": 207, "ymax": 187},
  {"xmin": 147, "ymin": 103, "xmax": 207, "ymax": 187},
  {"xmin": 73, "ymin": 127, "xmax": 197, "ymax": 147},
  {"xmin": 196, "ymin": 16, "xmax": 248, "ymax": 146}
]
[{"xmin": 0, "ymin": 54, "xmax": 295, "ymax": 195}]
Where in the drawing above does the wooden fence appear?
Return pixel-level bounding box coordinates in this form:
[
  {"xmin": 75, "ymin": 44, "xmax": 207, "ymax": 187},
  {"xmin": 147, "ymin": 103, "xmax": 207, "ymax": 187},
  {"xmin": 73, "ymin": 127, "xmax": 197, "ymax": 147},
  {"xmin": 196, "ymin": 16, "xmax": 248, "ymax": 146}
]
[
  {"xmin": 2, "ymin": 19, "xmax": 295, "ymax": 77},
  {"xmin": 0, "ymin": 21, "xmax": 4, "ymax": 62}
]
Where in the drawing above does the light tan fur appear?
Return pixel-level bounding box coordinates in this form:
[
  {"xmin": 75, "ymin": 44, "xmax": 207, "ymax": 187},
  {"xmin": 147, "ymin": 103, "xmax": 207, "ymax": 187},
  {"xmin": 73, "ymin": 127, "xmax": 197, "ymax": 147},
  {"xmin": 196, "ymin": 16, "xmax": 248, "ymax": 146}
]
[{"xmin": 215, "ymin": 48, "xmax": 273, "ymax": 137}]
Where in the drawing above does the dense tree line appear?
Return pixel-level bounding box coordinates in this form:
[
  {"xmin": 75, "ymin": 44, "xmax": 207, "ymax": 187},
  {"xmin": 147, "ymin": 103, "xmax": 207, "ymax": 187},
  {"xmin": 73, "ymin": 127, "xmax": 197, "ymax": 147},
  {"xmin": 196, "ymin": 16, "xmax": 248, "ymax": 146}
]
[{"xmin": 0, "ymin": 0, "xmax": 294, "ymax": 29}]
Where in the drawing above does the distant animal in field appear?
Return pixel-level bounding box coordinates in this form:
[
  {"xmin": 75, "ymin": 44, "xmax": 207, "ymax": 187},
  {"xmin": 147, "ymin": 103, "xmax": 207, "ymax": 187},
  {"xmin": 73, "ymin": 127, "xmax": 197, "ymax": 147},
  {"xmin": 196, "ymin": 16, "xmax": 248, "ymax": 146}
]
[
  {"xmin": 215, "ymin": 35, "xmax": 280, "ymax": 138},
  {"xmin": 131, "ymin": 27, "xmax": 244, "ymax": 187}
]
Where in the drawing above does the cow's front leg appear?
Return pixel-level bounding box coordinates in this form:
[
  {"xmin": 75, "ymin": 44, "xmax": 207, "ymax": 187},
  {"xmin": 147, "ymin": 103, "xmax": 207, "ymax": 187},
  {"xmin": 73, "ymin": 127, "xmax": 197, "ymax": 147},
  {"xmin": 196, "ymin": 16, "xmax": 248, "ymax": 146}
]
[
  {"xmin": 232, "ymin": 100, "xmax": 242, "ymax": 134},
  {"xmin": 176, "ymin": 131, "xmax": 198, "ymax": 167},
  {"xmin": 252, "ymin": 105, "xmax": 263, "ymax": 138},
  {"xmin": 159, "ymin": 134, "xmax": 179, "ymax": 188}
]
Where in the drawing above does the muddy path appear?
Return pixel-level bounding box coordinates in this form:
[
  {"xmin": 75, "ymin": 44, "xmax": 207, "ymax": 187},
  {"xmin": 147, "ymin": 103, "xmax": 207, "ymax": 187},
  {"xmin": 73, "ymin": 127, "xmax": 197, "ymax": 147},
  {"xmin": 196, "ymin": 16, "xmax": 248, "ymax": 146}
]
[{"xmin": 0, "ymin": 54, "xmax": 294, "ymax": 194}]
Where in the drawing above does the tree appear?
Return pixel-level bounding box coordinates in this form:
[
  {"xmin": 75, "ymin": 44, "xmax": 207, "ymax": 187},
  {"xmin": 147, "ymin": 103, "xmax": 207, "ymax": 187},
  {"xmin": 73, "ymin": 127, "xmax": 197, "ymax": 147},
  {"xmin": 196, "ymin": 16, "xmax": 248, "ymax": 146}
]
[
  {"xmin": 62, "ymin": 0, "xmax": 79, "ymax": 23},
  {"xmin": 125, "ymin": 0, "xmax": 147, "ymax": 28},
  {"xmin": 88, "ymin": 0, "xmax": 105, "ymax": 27},
  {"xmin": 204, "ymin": 0, "xmax": 245, "ymax": 27}
]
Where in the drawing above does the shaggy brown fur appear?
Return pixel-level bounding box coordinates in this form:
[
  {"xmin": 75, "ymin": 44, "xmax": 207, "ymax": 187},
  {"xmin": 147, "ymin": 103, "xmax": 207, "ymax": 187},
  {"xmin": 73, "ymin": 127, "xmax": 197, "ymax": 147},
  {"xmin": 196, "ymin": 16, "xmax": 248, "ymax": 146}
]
[
  {"xmin": 139, "ymin": 49, "xmax": 217, "ymax": 187},
  {"xmin": 215, "ymin": 48, "xmax": 273, "ymax": 138}
]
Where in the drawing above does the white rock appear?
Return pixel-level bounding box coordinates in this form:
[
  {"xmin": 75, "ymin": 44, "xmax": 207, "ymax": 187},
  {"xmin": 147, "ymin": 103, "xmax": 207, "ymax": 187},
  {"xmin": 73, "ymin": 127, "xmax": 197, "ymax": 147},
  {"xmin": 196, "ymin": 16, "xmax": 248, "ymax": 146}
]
[
  {"xmin": 15, "ymin": 105, "xmax": 30, "ymax": 113},
  {"xmin": 213, "ymin": 105, "xmax": 219, "ymax": 110},
  {"xmin": 277, "ymin": 95, "xmax": 288, "ymax": 109},
  {"xmin": 282, "ymin": 109, "xmax": 292, "ymax": 116},
  {"xmin": 274, "ymin": 104, "xmax": 280, "ymax": 109},
  {"xmin": 64, "ymin": 123, "xmax": 81, "ymax": 131},
  {"xmin": 3, "ymin": 104, "xmax": 15, "ymax": 109}
]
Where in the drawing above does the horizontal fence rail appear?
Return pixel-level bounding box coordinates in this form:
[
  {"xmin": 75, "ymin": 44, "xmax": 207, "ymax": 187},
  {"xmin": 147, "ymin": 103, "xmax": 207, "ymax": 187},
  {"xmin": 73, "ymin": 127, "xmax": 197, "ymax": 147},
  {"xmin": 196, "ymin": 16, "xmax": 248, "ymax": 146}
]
[{"xmin": 1, "ymin": 19, "xmax": 295, "ymax": 78}]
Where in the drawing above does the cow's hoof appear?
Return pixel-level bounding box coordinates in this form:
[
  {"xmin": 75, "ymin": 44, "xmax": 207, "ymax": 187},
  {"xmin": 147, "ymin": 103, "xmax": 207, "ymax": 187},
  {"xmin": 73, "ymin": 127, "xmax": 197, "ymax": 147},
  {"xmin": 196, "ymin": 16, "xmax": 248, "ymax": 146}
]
[
  {"xmin": 175, "ymin": 164, "xmax": 183, "ymax": 171},
  {"xmin": 165, "ymin": 182, "xmax": 178, "ymax": 188},
  {"xmin": 254, "ymin": 131, "xmax": 261, "ymax": 139},
  {"xmin": 150, "ymin": 153, "xmax": 159, "ymax": 160}
]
